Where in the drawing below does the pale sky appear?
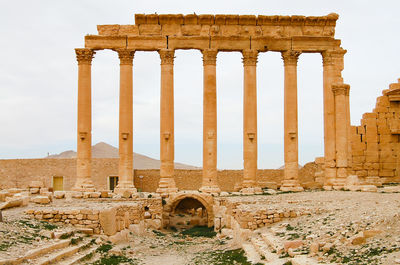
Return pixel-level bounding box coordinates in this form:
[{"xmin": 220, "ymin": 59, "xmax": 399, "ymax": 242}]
[{"xmin": 1, "ymin": 0, "xmax": 400, "ymax": 169}]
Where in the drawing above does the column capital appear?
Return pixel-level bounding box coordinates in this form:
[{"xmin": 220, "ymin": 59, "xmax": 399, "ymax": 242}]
[
  {"xmin": 75, "ymin": 48, "xmax": 95, "ymax": 65},
  {"xmin": 158, "ymin": 49, "xmax": 175, "ymax": 65},
  {"xmin": 332, "ymin": 83, "xmax": 350, "ymax": 96},
  {"xmin": 242, "ymin": 49, "xmax": 258, "ymax": 66},
  {"xmin": 281, "ymin": 50, "xmax": 301, "ymax": 66},
  {"xmin": 321, "ymin": 48, "xmax": 347, "ymax": 66},
  {"xmin": 116, "ymin": 49, "xmax": 135, "ymax": 65},
  {"xmin": 202, "ymin": 49, "xmax": 218, "ymax": 66}
]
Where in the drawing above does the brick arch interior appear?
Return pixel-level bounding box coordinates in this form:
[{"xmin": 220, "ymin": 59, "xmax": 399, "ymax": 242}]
[{"xmin": 166, "ymin": 193, "xmax": 214, "ymax": 227}]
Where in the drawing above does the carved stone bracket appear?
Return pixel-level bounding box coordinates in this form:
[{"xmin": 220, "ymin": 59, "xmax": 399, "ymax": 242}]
[
  {"xmin": 332, "ymin": 83, "xmax": 350, "ymax": 96},
  {"xmin": 75, "ymin": 48, "xmax": 95, "ymax": 65},
  {"xmin": 116, "ymin": 49, "xmax": 135, "ymax": 65},
  {"xmin": 242, "ymin": 49, "xmax": 258, "ymax": 66},
  {"xmin": 202, "ymin": 49, "xmax": 218, "ymax": 66},
  {"xmin": 159, "ymin": 49, "xmax": 175, "ymax": 65},
  {"xmin": 281, "ymin": 50, "xmax": 301, "ymax": 66}
]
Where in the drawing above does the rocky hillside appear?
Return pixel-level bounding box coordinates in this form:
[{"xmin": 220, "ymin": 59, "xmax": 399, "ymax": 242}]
[{"xmin": 46, "ymin": 142, "xmax": 200, "ymax": 170}]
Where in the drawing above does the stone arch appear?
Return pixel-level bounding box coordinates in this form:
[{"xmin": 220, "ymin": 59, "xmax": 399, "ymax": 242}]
[{"xmin": 164, "ymin": 192, "xmax": 214, "ymax": 228}]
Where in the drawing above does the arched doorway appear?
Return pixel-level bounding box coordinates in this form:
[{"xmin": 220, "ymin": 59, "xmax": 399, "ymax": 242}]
[{"xmin": 163, "ymin": 192, "xmax": 214, "ymax": 229}]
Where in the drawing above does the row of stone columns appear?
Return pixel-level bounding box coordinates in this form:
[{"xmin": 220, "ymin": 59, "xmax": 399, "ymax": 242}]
[{"xmin": 73, "ymin": 47, "xmax": 350, "ymax": 194}]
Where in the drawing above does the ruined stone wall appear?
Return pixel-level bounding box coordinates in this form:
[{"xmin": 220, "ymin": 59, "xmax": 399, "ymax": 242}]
[
  {"xmin": 349, "ymin": 79, "xmax": 400, "ymax": 184},
  {"xmin": 0, "ymin": 158, "xmax": 318, "ymax": 191}
]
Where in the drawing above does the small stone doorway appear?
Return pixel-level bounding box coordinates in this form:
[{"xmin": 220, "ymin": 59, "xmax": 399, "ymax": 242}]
[
  {"xmin": 52, "ymin": 176, "xmax": 64, "ymax": 191},
  {"xmin": 109, "ymin": 176, "xmax": 119, "ymax": 191}
]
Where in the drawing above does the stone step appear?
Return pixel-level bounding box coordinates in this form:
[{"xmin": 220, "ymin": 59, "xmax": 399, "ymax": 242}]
[
  {"xmin": 56, "ymin": 245, "xmax": 97, "ymax": 265},
  {"xmin": 291, "ymin": 255, "xmax": 331, "ymax": 265},
  {"xmin": 250, "ymin": 237, "xmax": 279, "ymax": 262},
  {"xmin": 24, "ymin": 238, "xmax": 91, "ymax": 265},
  {"xmin": 242, "ymin": 243, "xmax": 264, "ymax": 264},
  {"xmin": 261, "ymin": 231, "xmax": 282, "ymax": 252}
]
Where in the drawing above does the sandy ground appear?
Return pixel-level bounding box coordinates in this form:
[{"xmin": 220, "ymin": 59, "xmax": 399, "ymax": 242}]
[{"xmin": 1, "ymin": 190, "xmax": 400, "ymax": 264}]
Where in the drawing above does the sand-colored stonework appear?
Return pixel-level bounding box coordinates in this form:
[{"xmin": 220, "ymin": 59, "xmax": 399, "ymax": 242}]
[{"xmin": 1, "ymin": 13, "xmax": 400, "ymax": 265}]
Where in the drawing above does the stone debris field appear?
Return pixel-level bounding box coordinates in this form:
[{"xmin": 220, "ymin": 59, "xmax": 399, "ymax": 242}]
[{"xmin": 0, "ymin": 188, "xmax": 400, "ymax": 265}]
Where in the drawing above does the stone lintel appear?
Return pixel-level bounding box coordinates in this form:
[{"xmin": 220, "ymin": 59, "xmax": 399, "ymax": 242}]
[
  {"xmin": 291, "ymin": 36, "xmax": 341, "ymax": 52},
  {"xmin": 127, "ymin": 36, "xmax": 167, "ymax": 50},
  {"xmin": 210, "ymin": 36, "xmax": 250, "ymax": 51},
  {"xmin": 168, "ymin": 36, "xmax": 209, "ymax": 50},
  {"xmin": 85, "ymin": 35, "xmax": 127, "ymax": 50}
]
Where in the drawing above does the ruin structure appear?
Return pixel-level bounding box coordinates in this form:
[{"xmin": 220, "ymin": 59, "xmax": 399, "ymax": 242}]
[{"xmin": 73, "ymin": 13, "xmax": 350, "ymax": 194}]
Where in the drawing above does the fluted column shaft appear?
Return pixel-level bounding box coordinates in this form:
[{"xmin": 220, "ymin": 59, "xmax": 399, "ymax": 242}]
[
  {"xmin": 157, "ymin": 49, "xmax": 178, "ymax": 196},
  {"xmin": 321, "ymin": 49, "xmax": 346, "ymax": 186},
  {"xmin": 332, "ymin": 83, "xmax": 350, "ymax": 186},
  {"xmin": 115, "ymin": 49, "xmax": 136, "ymax": 194},
  {"xmin": 74, "ymin": 48, "xmax": 95, "ymax": 191},
  {"xmin": 281, "ymin": 50, "xmax": 303, "ymax": 192},
  {"xmin": 200, "ymin": 49, "xmax": 220, "ymax": 193},
  {"xmin": 240, "ymin": 49, "xmax": 261, "ymax": 194}
]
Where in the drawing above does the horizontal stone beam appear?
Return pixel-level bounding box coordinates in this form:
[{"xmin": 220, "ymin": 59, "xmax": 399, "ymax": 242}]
[{"xmin": 85, "ymin": 35, "xmax": 340, "ymax": 53}]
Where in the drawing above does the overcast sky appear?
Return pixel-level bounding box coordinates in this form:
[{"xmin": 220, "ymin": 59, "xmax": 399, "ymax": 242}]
[{"xmin": 1, "ymin": 0, "xmax": 399, "ymax": 169}]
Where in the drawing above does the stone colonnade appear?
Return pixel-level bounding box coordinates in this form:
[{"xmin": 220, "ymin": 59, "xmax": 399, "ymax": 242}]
[{"xmin": 73, "ymin": 46, "xmax": 350, "ymax": 194}]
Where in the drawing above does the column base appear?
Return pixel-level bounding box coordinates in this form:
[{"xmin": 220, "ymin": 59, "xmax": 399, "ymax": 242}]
[
  {"xmin": 280, "ymin": 180, "xmax": 304, "ymax": 192},
  {"xmin": 199, "ymin": 186, "xmax": 221, "ymax": 194},
  {"xmin": 239, "ymin": 187, "xmax": 263, "ymax": 195},
  {"xmin": 156, "ymin": 177, "xmax": 178, "ymax": 198},
  {"xmin": 72, "ymin": 179, "xmax": 96, "ymax": 192},
  {"xmin": 114, "ymin": 187, "xmax": 137, "ymax": 196}
]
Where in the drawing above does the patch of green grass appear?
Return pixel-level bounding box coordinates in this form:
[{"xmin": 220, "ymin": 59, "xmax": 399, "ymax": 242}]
[
  {"xmin": 96, "ymin": 244, "xmax": 113, "ymax": 253},
  {"xmin": 0, "ymin": 241, "xmax": 13, "ymax": 251},
  {"xmin": 180, "ymin": 226, "xmax": 216, "ymax": 238},
  {"xmin": 40, "ymin": 221, "xmax": 58, "ymax": 230},
  {"xmin": 152, "ymin": 230, "xmax": 166, "ymax": 237},
  {"xmin": 169, "ymin": 226, "xmax": 178, "ymax": 232},
  {"xmin": 82, "ymin": 252, "xmax": 94, "ymax": 261},
  {"xmin": 70, "ymin": 236, "xmax": 83, "ymax": 245},
  {"xmin": 194, "ymin": 249, "xmax": 252, "ymax": 265},
  {"xmin": 283, "ymin": 261, "xmax": 292, "ymax": 265},
  {"xmin": 60, "ymin": 232, "xmax": 74, "ymax": 239},
  {"xmin": 286, "ymin": 224, "xmax": 295, "ymax": 231},
  {"xmin": 91, "ymin": 254, "xmax": 137, "ymax": 265}
]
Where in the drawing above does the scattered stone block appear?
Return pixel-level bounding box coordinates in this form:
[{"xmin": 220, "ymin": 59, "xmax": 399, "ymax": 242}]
[
  {"xmin": 284, "ymin": 240, "xmax": 303, "ymax": 251},
  {"xmin": 360, "ymin": 185, "xmax": 378, "ymax": 192},
  {"xmin": 54, "ymin": 191, "xmax": 65, "ymax": 199},
  {"xmin": 32, "ymin": 196, "xmax": 51, "ymax": 204},
  {"xmin": 99, "ymin": 207, "xmax": 117, "ymax": 236}
]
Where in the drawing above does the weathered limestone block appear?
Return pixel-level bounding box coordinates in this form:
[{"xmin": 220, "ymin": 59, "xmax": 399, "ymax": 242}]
[
  {"xmin": 32, "ymin": 196, "xmax": 51, "ymax": 204},
  {"xmin": 99, "ymin": 207, "xmax": 117, "ymax": 236},
  {"xmin": 54, "ymin": 191, "xmax": 65, "ymax": 199},
  {"xmin": 0, "ymin": 198, "xmax": 23, "ymax": 210}
]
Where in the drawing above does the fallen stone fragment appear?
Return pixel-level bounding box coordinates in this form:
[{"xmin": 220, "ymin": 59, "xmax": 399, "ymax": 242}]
[
  {"xmin": 284, "ymin": 240, "xmax": 303, "ymax": 251},
  {"xmin": 32, "ymin": 196, "xmax": 51, "ymax": 204}
]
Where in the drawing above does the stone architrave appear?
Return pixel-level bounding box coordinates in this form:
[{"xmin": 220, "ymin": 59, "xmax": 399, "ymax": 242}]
[
  {"xmin": 240, "ymin": 49, "xmax": 262, "ymax": 194},
  {"xmin": 332, "ymin": 83, "xmax": 350, "ymax": 187},
  {"xmin": 73, "ymin": 48, "xmax": 96, "ymax": 192},
  {"xmin": 280, "ymin": 50, "xmax": 304, "ymax": 192},
  {"xmin": 157, "ymin": 49, "xmax": 178, "ymax": 196},
  {"xmin": 199, "ymin": 49, "xmax": 220, "ymax": 193},
  {"xmin": 321, "ymin": 49, "xmax": 346, "ymax": 186},
  {"xmin": 114, "ymin": 49, "xmax": 137, "ymax": 194}
]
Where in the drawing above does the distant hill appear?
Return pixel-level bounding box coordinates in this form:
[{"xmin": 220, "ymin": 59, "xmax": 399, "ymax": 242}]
[{"xmin": 46, "ymin": 142, "xmax": 200, "ymax": 170}]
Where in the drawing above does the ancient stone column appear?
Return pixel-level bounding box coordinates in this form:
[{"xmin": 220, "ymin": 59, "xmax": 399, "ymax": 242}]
[
  {"xmin": 240, "ymin": 49, "xmax": 261, "ymax": 194},
  {"xmin": 281, "ymin": 50, "xmax": 303, "ymax": 192},
  {"xmin": 332, "ymin": 83, "xmax": 350, "ymax": 187},
  {"xmin": 199, "ymin": 49, "xmax": 220, "ymax": 193},
  {"xmin": 74, "ymin": 48, "xmax": 96, "ymax": 192},
  {"xmin": 157, "ymin": 49, "xmax": 178, "ymax": 196},
  {"xmin": 321, "ymin": 49, "xmax": 346, "ymax": 187},
  {"xmin": 114, "ymin": 49, "xmax": 137, "ymax": 195}
]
